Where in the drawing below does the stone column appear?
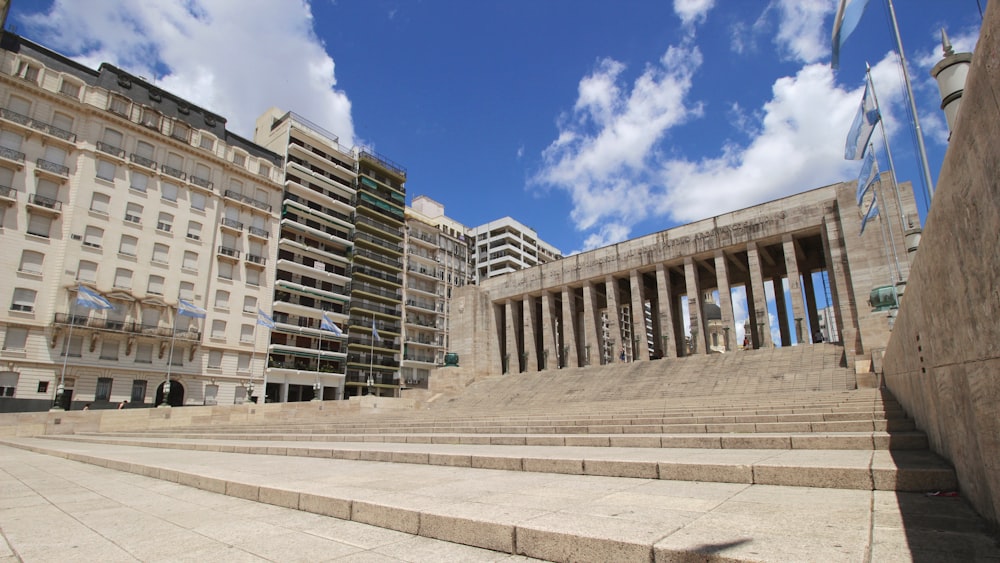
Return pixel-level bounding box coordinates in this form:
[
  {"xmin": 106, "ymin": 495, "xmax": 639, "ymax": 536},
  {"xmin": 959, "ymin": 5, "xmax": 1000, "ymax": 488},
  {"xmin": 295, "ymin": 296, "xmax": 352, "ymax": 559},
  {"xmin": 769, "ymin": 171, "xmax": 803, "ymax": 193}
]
[
  {"xmin": 504, "ymin": 299, "xmax": 518, "ymax": 373},
  {"xmin": 629, "ymin": 270, "xmax": 650, "ymax": 361},
  {"xmin": 540, "ymin": 291, "xmax": 556, "ymax": 370},
  {"xmin": 684, "ymin": 257, "xmax": 707, "ymax": 355},
  {"xmin": 492, "ymin": 301, "xmax": 506, "ymax": 374},
  {"xmin": 522, "ymin": 295, "xmax": 538, "ymax": 372},
  {"xmin": 803, "ymin": 270, "xmax": 820, "ymax": 344},
  {"xmin": 782, "ymin": 235, "xmax": 808, "ymax": 345},
  {"xmin": 655, "ymin": 264, "xmax": 677, "ymax": 358},
  {"xmin": 773, "ymin": 277, "xmax": 790, "ymax": 346},
  {"xmin": 714, "ymin": 250, "xmax": 735, "ymax": 352},
  {"xmin": 746, "ymin": 242, "xmax": 772, "ymax": 348},
  {"xmin": 581, "ymin": 281, "xmax": 600, "ymax": 366},
  {"xmin": 605, "ymin": 275, "xmax": 625, "ymax": 362},
  {"xmin": 821, "ymin": 215, "xmax": 857, "ymax": 353},
  {"xmin": 561, "ymin": 286, "xmax": 579, "ymax": 367}
]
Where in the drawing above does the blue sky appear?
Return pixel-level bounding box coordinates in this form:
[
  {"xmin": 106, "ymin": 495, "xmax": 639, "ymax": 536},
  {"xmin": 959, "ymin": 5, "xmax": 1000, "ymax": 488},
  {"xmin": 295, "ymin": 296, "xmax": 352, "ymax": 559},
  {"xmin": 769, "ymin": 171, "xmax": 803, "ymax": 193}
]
[{"xmin": 8, "ymin": 0, "xmax": 982, "ymax": 257}]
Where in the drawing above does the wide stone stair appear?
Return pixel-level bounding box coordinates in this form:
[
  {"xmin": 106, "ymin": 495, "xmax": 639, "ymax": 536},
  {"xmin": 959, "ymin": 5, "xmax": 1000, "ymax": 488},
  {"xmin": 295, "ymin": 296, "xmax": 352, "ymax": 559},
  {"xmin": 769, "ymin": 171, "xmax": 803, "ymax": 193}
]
[{"xmin": 4, "ymin": 344, "xmax": 998, "ymax": 561}]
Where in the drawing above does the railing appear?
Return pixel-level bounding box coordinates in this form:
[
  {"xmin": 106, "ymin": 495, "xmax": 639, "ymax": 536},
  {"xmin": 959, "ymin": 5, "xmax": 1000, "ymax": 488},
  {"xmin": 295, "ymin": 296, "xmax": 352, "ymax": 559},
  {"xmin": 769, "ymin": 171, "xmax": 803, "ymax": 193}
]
[
  {"xmin": 351, "ymin": 298, "xmax": 401, "ymax": 317},
  {"xmin": 221, "ymin": 217, "xmax": 243, "ymax": 230},
  {"xmin": 27, "ymin": 193, "xmax": 62, "ymax": 211},
  {"xmin": 353, "ymin": 247, "xmax": 402, "ymax": 269},
  {"xmin": 355, "ymin": 214, "xmax": 403, "ymax": 237},
  {"xmin": 129, "ymin": 153, "xmax": 157, "ymax": 169},
  {"xmin": 0, "ymin": 107, "xmax": 77, "ymax": 142},
  {"xmin": 0, "ymin": 146, "xmax": 24, "ymax": 162},
  {"xmin": 52, "ymin": 313, "xmax": 201, "ymax": 340},
  {"xmin": 224, "ymin": 189, "xmax": 271, "ymax": 211},
  {"xmin": 36, "ymin": 158, "xmax": 69, "ymax": 176},
  {"xmin": 217, "ymin": 245, "xmax": 241, "ymax": 258},
  {"xmin": 96, "ymin": 142, "xmax": 125, "ymax": 159},
  {"xmin": 247, "ymin": 226, "xmax": 269, "ymax": 238},
  {"xmin": 246, "ymin": 253, "xmax": 266, "ymax": 265},
  {"xmin": 352, "ymin": 264, "xmax": 401, "ymax": 285},
  {"xmin": 352, "ymin": 281, "xmax": 400, "ymax": 300},
  {"xmin": 0, "ymin": 185, "xmax": 14, "ymax": 200},
  {"xmin": 160, "ymin": 164, "xmax": 186, "ymax": 180},
  {"xmin": 355, "ymin": 230, "xmax": 402, "ymax": 253},
  {"xmin": 189, "ymin": 175, "xmax": 213, "ymax": 190}
]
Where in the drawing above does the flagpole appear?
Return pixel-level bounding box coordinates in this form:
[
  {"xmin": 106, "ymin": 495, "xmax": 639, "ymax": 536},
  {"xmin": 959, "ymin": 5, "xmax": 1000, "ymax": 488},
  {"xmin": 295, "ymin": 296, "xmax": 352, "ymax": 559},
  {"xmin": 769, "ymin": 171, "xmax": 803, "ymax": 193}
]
[
  {"xmin": 873, "ymin": 182, "xmax": 899, "ymax": 286},
  {"xmin": 162, "ymin": 300, "xmax": 178, "ymax": 408},
  {"xmin": 260, "ymin": 327, "xmax": 271, "ymax": 404},
  {"xmin": 368, "ymin": 316, "xmax": 375, "ymax": 396},
  {"xmin": 249, "ymin": 322, "xmax": 257, "ymax": 403},
  {"xmin": 316, "ymin": 323, "xmax": 324, "ymax": 401},
  {"xmin": 865, "ymin": 64, "xmax": 910, "ymax": 233},
  {"xmin": 54, "ymin": 296, "xmax": 77, "ymax": 411},
  {"xmin": 886, "ymin": 0, "xmax": 935, "ymax": 207},
  {"xmin": 868, "ymin": 141, "xmax": 903, "ymax": 283}
]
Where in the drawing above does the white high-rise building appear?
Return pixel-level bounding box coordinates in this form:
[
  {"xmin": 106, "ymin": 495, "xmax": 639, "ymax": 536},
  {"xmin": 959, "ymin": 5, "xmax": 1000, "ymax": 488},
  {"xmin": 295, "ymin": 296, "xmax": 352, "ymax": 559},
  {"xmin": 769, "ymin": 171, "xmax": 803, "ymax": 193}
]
[{"xmin": 470, "ymin": 217, "xmax": 561, "ymax": 282}]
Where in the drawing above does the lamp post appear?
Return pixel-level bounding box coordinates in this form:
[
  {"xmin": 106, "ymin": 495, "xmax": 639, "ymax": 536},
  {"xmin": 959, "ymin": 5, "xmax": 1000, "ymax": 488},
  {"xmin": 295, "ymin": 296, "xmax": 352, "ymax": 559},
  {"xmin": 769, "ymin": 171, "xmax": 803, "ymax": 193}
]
[{"xmin": 756, "ymin": 309, "xmax": 765, "ymax": 349}]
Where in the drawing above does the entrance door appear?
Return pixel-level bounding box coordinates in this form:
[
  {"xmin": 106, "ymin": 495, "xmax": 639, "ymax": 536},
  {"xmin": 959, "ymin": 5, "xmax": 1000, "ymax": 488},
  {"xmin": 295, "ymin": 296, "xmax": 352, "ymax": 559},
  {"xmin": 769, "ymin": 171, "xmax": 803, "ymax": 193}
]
[{"xmin": 154, "ymin": 380, "xmax": 184, "ymax": 406}]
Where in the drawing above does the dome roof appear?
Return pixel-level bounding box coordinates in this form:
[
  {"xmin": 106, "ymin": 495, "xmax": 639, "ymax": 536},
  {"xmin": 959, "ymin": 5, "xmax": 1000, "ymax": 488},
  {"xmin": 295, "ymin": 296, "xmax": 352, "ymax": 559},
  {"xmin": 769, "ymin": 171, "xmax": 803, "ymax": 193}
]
[{"xmin": 703, "ymin": 302, "xmax": 722, "ymax": 321}]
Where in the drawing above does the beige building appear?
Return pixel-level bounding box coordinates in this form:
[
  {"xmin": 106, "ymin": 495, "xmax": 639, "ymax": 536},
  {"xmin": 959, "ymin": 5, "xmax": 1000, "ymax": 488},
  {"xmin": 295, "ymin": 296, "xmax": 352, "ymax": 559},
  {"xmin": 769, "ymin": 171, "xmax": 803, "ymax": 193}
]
[
  {"xmin": 0, "ymin": 31, "xmax": 283, "ymax": 411},
  {"xmin": 448, "ymin": 177, "xmax": 913, "ymax": 379},
  {"xmin": 470, "ymin": 216, "xmax": 562, "ymax": 282},
  {"xmin": 401, "ymin": 196, "xmax": 472, "ymax": 386}
]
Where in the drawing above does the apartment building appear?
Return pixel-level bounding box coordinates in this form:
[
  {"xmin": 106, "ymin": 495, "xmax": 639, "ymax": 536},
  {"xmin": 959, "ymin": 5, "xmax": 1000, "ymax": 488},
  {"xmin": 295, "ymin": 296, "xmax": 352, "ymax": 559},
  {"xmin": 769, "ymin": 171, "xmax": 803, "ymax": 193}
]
[
  {"xmin": 0, "ymin": 32, "xmax": 283, "ymax": 412},
  {"xmin": 470, "ymin": 216, "xmax": 562, "ymax": 282},
  {"xmin": 400, "ymin": 196, "xmax": 472, "ymax": 386}
]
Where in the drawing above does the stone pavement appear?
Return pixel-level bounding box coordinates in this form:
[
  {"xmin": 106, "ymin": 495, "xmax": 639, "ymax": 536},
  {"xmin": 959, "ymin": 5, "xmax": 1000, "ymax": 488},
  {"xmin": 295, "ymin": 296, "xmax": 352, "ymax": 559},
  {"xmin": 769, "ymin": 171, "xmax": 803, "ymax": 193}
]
[
  {"xmin": 0, "ymin": 445, "xmax": 541, "ymax": 562},
  {"xmin": 3, "ymin": 437, "xmax": 998, "ymax": 562}
]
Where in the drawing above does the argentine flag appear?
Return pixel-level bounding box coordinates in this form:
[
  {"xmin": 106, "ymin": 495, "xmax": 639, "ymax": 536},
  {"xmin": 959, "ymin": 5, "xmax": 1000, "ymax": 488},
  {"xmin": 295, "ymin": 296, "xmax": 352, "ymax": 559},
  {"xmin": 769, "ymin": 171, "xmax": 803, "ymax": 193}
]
[{"xmin": 76, "ymin": 285, "xmax": 113, "ymax": 310}]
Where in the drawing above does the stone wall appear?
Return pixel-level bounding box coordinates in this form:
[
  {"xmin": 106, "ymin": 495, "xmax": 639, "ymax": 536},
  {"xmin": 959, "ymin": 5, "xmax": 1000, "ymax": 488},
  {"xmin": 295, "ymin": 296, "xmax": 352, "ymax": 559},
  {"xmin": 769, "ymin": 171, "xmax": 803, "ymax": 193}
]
[{"xmin": 882, "ymin": 1, "xmax": 1000, "ymax": 528}]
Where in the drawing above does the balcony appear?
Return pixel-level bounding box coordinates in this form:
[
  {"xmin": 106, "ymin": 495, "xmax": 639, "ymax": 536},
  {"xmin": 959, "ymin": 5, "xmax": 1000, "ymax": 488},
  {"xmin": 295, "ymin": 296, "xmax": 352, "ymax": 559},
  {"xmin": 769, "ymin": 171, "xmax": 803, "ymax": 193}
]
[
  {"xmin": 0, "ymin": 145, "xmax": 24, "ymax": 165},
  {"xmin": 160, "ymin": 164, "xmax": 186, "ymax": 181},
  {"xmin": 96, "ymin": 141, "xmax": 125, "ymax": 159},
  {"xmin": 52, "ymin": 313, "xmax": 201, "ymax": 341},
  {"xmin": 26, "ymin": 193, "xmax": 62, "ymax": 214},
  {"xmin": 189, "ymin": 175, "xmax": 213, "ymax": 191},
  {"xmin": 224, "ymin": 189, "xmax": 271, "ymax": 212},
  {"xmin": 246, "ymin": 253, "xmax": 267, "ymax": 266},
  {"xmin": 129, "ymin": 153, "xmax": 157, "ymax": 170},
  {"xmin": 353, "ymin": 247, "xmax": 402, "ymax": 269},
  {"xmin": 220, "ymin": 217, "xmax": 244, "ymax": 231},
  {"xmin": 36, "ymin": 158, "xmax": 69, "ymax": 177},
  {"xmin": 247, "ymin": 225, "xmax": 269, "ymax": 239},
  {"xmin": 0, "ymin": 107, "xmax": 77, "ymax": 144},
  {"xmin": 217, "ymin": 245, "xmax": 241, "ymax": 260},
  {"xmin": 0, "ymin": 184, "xmax": 15, "ymax": 205}
]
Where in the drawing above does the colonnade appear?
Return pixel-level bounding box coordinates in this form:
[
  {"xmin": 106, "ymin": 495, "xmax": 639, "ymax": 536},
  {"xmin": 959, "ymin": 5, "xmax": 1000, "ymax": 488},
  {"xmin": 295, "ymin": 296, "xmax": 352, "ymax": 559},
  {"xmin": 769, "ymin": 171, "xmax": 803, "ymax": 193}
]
[{"xmin": 494, "ymin": 233, "xmax": 837, "ymax": 374}]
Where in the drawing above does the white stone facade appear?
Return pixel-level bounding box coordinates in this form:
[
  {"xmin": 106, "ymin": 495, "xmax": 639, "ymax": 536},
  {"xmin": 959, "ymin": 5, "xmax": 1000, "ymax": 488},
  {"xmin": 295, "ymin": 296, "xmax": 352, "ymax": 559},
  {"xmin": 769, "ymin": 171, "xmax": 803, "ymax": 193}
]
[{"xmin": 470, "ymin": 216, "xmax": 561, "ymax": 282}]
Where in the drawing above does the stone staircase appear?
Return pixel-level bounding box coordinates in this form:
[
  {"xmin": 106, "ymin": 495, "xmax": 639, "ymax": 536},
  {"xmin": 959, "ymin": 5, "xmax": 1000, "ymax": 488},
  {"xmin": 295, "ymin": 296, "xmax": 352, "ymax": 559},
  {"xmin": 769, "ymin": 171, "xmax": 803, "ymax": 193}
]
[{"xmin": 4, "ymin": 344, "xmax": 998, "ymax": 561}]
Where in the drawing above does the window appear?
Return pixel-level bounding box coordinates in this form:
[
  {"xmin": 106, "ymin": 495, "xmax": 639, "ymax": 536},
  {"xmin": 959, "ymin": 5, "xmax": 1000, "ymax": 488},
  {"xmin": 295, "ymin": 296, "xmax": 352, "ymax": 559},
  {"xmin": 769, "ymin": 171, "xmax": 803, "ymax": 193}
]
[
  {"xmin": 243, "ymin": 295, "xmax": 257, "ymax": 314},
  {"xmin": 204, "ymin": 384, "xmax": 219, "ymax": 405},
  {"xmin": 240, "ymin": 324, "xmax": 254, "ymax": 343},
  {"xmin": 129, "ymin": 171, "xmax": 149, "ymax": 193},
  {"xmin": 18, "ymin": 250, "xmax": 43, "ymax": 275},
  {"xmin": 61, "ymin": 334, "xmax": 83, "ymax": 357},
  {"xmin": 135, "ymin": 140, "xmax": 155, "ymax": 161},
  {"xmin": 199, "ymin": 135, "xmax": 214, "ymax": 150},
  {"xmin": 113, "ymin": 268, "xmax": 132, "ymax": 289},
  {"xmin": 147, "ymin": 275, "xmax": 164, "ymax": 295},
  {"xmin": 214, "ymin": 290, "xmax": 230, "ymax": 309},
  {"xmin": 179, "ymin": 281, "xmax": 194, "ymax": 301},
  {"xmin": 171, "ymin": 120, "xmax": 190, "ymax": 142},
  {"xmin": 27, "ymin": 213, "xmax": 51, "ymax": 238},
  {"xmin": 182, "ymin": 250, "xmax": 198, "ymax": 271},
  {"xmin": 43, "ymin": 145, "xmax": 66, "ymax": 167},
  {"xmin": 10, "ymin": 288, "xmax": 36, "ymax": 312},
  {"xmin": 130, "ymin": 380, "xmax": 147, "ymax": 403},
  {"xmin": 168, "ymin": 347, "xmax": 183, "ymax": 366},
  {"xmin": 7, "ymin": 95, "xmax": 30, "ymax": 115},
  {"xmin": 156, "ymin": 212, "xmax": 173, "ymax": 232},
  {"xmin": 2, "ymin": 327, "xmax": 27, "ymax": 351},
  {"xmin": 151, "ymin": 243, "xmax": 169, "ymax": 264},
  {"xmin": 229, "ymin": 179, "xmax": 243, "ymax": 195},
  {"xmin": 109, "ymin": 94, "xmax": 130, "ymax": 116},
  {"xmin": 90, "ymin": 192, "xmax": 111, "ymax": 214},
  {"xmin": 96, "ymin": 160, "xmax": 116, "ymax": 182},
  {"xmin": 211, "ymin": 319, "xmax": 226, "ymax": 339},
  {"xmin": 83, "ymin": 226, "xmax": 104, "ymax": 248},
  {"xmin": 161, "ymin": 182, "xmax": 178, "ymax": 202},
  {"xmin": 166, "ymin": 152, "xmax": 183, "ymax": 171},
  {"xmin": 60, "ymin": 80, "xmax": 81, "ymax": 98},
  {"xmin": 37, "ymin": 381, "xmax": 49, "ymax": 393},
  {"xmin": 102, "ymin": 128, "xmax": 124, "ymax": 151},
  {"xmin": 245, "ymin": 266, "xmax": 260, "ymax": 287},
  {"xmin": 186, "ymin": 221, "xmax": 202, "ymax": 241},
  {"xmin": 255, "ymin": 188, "xmax": 269, "ymax": 208},
  {"xmin": 207, "ymin": 350, "xmax": 222, "ymax": 369},
  {"xmin": 0, "ymin": 372, "xmax": 17, "ymax": 398},
  {"xmin": 76, "ymin": 260, "xmax": 98, "ymax": 283},
  {"xmin": 135, "ymin": 343, "xmax": 153, "ymax": 363},
  {"xmin": 193, "ymin": 163, "xmax": 210, "ymax": 183},
  {"xmin": 51, "ymin": 112, "xmax": 74, "ymax": 135},
  {"xmin": 232, "ymin": 152, "xmax": 246, "ymax": 167},
  {"xmin": 36, "ymin": 178, "xmax": 60, "ymax": 201},
  {"xmin": 0, "ymin": 166, "xmax": 13, "ymax": 189},
  {"xmin": 190, "ymin": 191, "xmax": 206, "ymax": 211},
  {"xmin": 140, "ymin": 107, "xmax": 161, "ymax": 130},
  {"xmin": 95, "ymin": 377, "xmax": 113, "ymax": 401},
  {"xmin": 0, "ymin": 130, "xmax": 23, "ymax": 152},
  {"xmin": 258, "ymin": 163, "xmax": 270, "ymax": 178},
  {"xmin": 100, "ymin": 340, "xmax": 120, "ymax": 360},
  {"xmin": 16, "ymin": 60, "xmax": 39, "ymax": 83},
  {"xmin": 119, "ymin": 234, "xmax": 138, "ymax": 257},
  {"xmin": 217, "ymin": 260, "xmax": 233, "ymax": 280},
  {"xmin": 124, "ymin": 202, "xmax": 142, "ymax": 224},
  {"xmin": 141, "ymin": 307, "xmax": 160, "ymax": 328},
  {"xmin": 237, "ymin": 353, "xmax": 251, "ymax": 372}
]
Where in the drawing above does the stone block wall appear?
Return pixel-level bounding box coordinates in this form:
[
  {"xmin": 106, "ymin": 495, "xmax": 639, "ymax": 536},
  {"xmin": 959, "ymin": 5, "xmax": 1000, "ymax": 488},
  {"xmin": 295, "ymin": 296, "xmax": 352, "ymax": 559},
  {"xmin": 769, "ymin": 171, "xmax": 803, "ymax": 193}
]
[{"xmin": 882, "ymin": 1, "xmax": 1000, "ymax": 529}]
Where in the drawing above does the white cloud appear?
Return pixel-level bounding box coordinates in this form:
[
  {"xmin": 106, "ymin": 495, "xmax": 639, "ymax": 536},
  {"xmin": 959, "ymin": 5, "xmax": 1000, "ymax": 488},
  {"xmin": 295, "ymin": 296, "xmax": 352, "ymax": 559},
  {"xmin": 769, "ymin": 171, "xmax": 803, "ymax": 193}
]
[
  {"xmin": 772, "ymin": 0, "xmax": 835, "ymax": 63},
  {"xmin": 19, "ymin": 0, "xmax": 355, "ymax": 143},
  {"xmin": 673, "ymin": 0, "xmax": 715, "ymax": 27}
]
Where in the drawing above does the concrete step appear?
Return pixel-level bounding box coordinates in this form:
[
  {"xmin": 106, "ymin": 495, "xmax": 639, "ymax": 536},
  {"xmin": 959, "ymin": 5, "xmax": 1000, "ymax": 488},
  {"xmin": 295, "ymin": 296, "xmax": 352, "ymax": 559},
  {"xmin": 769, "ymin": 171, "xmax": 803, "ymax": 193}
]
[
  {"xmin": 5, "ymin": 437, "xmax": 996, "ymax": 563},
  {"xmin": 34, "ymin": 434, "xmax": 954, "ymax": 492}
]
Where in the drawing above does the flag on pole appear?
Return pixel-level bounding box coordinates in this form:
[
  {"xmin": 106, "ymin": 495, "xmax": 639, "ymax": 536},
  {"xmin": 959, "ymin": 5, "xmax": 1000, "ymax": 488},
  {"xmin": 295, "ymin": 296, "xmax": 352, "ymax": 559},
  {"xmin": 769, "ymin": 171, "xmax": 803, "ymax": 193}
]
[
  {"xmin": 257, "ymin": 309, "xmax": 275, "ymax": 329},
  {"xmin": 320, "ymin": 311, "xmax": 343, "ymax": 336},
  {"xmin": 177, "ymin": 299, "xmax": 207, "ymax": 318},
  {"xmin": 831, "ymin": 0, "xmax": 871, "ymax": 69},
  {"xmin": 856, "ymin": 149, "xmax": 878, "ymax": 204},
  {"xmin": 76, "ymin": 285, "xmax": 114, "ymax": 310},
  {"xmin": 371, "ymin": 318, "xmax": 382, "ymax": 344},
  {"xmin": 860, "ymin": 196, "xmax": 879, "ymax": 235},
  {"xmin": 845, "ymin": 81, "xmax": 880, "ymax": 160}
]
